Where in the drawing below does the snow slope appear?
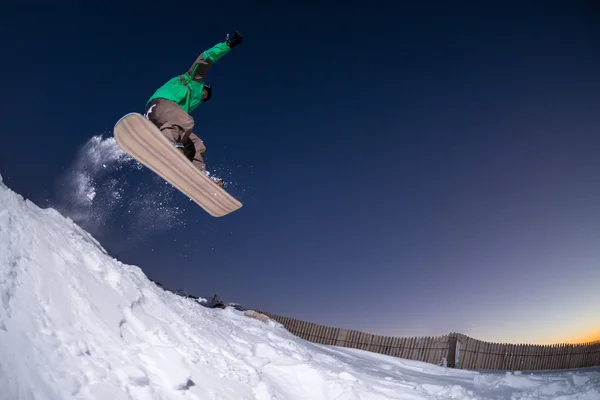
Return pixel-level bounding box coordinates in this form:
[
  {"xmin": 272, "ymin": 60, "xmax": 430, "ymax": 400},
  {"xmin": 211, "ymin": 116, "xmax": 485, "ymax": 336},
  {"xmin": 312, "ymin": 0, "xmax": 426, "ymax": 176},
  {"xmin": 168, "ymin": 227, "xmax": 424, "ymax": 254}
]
[{"xmin": 0, "ymin": 173, "xmax": 598, "ymax": 400}]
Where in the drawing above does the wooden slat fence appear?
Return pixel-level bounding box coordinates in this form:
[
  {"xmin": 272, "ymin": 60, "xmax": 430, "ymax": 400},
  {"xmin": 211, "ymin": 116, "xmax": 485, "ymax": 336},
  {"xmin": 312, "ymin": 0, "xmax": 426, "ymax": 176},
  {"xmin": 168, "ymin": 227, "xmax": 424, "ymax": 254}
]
[
  {"xmin": 257, "ymin": 311, "xmax": 600, "ymax": 371},
  {"xmin": 452, "ymin": 333, "xmax": 600, "ymax": 371},
  {"xmin": 258, "ymin": 311, "xmax": 450, "ymax": 366}
]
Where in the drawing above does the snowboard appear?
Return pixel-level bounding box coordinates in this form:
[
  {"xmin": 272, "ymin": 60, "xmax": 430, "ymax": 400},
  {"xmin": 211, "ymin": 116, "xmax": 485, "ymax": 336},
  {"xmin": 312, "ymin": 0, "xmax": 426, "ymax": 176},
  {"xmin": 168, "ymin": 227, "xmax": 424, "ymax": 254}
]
[{"xmin": 113, "ymin": 113, "xmax": 242, "ymax": 217}]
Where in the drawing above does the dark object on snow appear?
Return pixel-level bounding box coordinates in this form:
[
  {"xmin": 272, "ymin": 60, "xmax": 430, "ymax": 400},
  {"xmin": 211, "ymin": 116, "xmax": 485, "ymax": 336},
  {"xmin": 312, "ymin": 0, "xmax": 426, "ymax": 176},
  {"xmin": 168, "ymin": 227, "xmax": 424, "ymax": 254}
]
[
  {"xmin": 227, "ymin": 303, "xmax": 247, "ymax": 312},
  {"xmin": 197, "ymin": 295, "xmax": 249, "ymax": 311},
  {"xmin": 199, "ymin": 294, "xmax": 226, "ymax": 309},
  {"xmin": 175, "ymin": 288, "xmax": 199, "ymax": 300}
]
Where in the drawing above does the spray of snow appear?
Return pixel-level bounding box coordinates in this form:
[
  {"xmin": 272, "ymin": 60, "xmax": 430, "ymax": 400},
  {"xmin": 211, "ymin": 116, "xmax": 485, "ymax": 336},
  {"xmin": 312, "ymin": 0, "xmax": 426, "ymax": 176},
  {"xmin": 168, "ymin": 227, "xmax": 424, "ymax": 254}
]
[
  {"xmin": 204, "ymin": 162, "xmax": 250, "ymax": 198},
  {"xmin": 0, "ymin": 174, "xmax": 599, "ymax": 399},
  {"xmin": 52, "ymin": 135, "xmax": 185, "ymax": 238}
]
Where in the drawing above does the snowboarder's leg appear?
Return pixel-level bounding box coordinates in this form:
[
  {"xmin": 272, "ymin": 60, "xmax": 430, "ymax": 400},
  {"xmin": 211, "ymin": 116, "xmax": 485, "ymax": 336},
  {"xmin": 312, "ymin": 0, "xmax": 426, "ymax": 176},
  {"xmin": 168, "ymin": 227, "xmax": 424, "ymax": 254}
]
[
  {"xmin": 184, "ymin": 133, "xmax": 207, "ymax": 171},
  {"xmin": 145, "ymin": 99, "xmax": 194, "ymax": 143},
  {"xmin": 185, "ymin": 134, "xmax": 223, "ymax": 187},
  {"xmin": 144, "ymin": 99, "xmax": 223, "ymax": 187}
]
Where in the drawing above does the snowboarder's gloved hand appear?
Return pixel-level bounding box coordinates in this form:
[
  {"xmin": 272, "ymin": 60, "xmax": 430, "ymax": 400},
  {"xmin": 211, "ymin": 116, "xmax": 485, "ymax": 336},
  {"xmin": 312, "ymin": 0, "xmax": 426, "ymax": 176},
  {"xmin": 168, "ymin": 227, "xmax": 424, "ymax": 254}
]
[{"xmin": 226, "ymin": 31, "xmax": 243, "ymax": 48}]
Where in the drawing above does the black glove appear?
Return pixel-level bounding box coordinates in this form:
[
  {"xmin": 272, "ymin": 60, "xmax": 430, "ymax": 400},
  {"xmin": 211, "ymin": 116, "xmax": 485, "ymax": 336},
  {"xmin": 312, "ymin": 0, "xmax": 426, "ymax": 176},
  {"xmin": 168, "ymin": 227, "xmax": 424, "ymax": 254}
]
[{"xmin": 226, "ymin": 31, "xmax": 243, "ymax": 48}]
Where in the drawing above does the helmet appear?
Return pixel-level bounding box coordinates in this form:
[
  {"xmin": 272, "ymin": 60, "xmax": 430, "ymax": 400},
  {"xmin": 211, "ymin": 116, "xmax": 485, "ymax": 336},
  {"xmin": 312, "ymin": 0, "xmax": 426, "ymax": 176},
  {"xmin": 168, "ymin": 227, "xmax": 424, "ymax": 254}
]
[{"xmin": 202, "ymin": 84, "xmax": 212, "ymax": 102}]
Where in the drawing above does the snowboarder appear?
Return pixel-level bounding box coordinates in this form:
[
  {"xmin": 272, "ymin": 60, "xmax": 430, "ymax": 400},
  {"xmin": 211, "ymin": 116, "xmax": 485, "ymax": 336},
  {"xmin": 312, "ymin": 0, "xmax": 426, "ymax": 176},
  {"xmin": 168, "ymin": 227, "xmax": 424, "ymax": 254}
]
[{"xmin": 144, "ymin": 31, "xmax": 243, "ymax": 187}]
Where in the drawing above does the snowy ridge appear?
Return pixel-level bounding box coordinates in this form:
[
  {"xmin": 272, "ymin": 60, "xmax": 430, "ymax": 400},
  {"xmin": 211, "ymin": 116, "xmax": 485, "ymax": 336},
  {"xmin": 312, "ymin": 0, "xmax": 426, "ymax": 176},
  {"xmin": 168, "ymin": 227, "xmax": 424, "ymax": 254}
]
[{"xmin": 0, "ymin": 173, "xmax": 599, "ymax": 399}]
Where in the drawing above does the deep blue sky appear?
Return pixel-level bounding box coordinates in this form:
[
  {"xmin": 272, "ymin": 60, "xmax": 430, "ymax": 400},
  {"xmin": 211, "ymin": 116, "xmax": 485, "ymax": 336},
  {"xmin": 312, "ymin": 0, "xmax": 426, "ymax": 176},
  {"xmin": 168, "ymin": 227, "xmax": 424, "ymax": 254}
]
[{"xmin": 1, "ymin": 1, "xmax": 599, "ymax": 344}]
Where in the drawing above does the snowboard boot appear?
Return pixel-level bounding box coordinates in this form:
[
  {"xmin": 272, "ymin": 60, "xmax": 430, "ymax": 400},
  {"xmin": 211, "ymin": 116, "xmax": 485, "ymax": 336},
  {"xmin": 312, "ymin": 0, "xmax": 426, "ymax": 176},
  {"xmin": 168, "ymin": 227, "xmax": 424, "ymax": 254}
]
[{"xmin": 172, "ymin": 142, "xmax": 224, "ymax": 188}]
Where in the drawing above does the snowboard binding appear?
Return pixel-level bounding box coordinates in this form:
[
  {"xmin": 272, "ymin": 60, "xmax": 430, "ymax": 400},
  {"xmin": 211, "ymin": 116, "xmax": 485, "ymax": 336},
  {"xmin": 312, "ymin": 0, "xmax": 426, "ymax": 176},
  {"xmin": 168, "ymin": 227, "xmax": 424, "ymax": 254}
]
[
  {"xmin": 172, "ymin": 141, "xmax": 185, "ymax": 155},
  {"xmin": 173, "ymin": 141, "xmax": 224, "ymax": 188}
]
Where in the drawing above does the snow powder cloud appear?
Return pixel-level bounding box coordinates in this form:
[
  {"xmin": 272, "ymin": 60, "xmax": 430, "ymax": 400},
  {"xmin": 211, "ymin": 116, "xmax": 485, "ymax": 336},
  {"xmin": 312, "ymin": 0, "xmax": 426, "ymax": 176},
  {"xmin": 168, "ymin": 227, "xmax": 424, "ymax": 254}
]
[{"xmin": 50, "ymin": 135, "xmax": 186, "ymax": 241}]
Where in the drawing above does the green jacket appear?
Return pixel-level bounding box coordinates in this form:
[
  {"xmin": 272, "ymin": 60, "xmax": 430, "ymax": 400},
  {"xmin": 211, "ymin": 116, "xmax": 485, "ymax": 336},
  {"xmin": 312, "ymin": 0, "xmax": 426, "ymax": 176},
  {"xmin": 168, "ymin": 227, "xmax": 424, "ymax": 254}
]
[{"xmin": 147, "ymin": 42, "xmax": 231, "ymax": 113}]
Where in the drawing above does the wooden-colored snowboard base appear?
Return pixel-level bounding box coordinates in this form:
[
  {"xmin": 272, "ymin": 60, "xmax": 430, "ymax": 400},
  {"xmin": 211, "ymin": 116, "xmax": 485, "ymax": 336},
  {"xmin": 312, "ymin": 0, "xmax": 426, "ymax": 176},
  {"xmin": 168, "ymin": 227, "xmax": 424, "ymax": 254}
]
[{"xmin": 114, "ymin": 113, "xmax": 242, "ymax": 217}]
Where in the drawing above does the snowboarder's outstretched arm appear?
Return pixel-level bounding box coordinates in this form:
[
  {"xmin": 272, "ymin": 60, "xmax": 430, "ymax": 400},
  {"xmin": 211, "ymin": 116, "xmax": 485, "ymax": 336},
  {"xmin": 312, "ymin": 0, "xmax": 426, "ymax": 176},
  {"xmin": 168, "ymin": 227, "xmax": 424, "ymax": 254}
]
[{"xmin": 187, "ymin": 31, "xmax": 243, "ymax": 82}]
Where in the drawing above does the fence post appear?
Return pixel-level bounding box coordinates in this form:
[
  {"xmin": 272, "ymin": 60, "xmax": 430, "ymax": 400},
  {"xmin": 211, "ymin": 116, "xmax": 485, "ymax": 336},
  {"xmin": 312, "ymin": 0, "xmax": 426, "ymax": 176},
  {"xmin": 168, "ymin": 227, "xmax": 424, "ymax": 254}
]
[
  {"xmin": 447, "ymin": 333, "xmax": 458, "ymax": 368},
  {"xmin": 335, "ymin": 328, "xmax": 348, "ymax": 347}
]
